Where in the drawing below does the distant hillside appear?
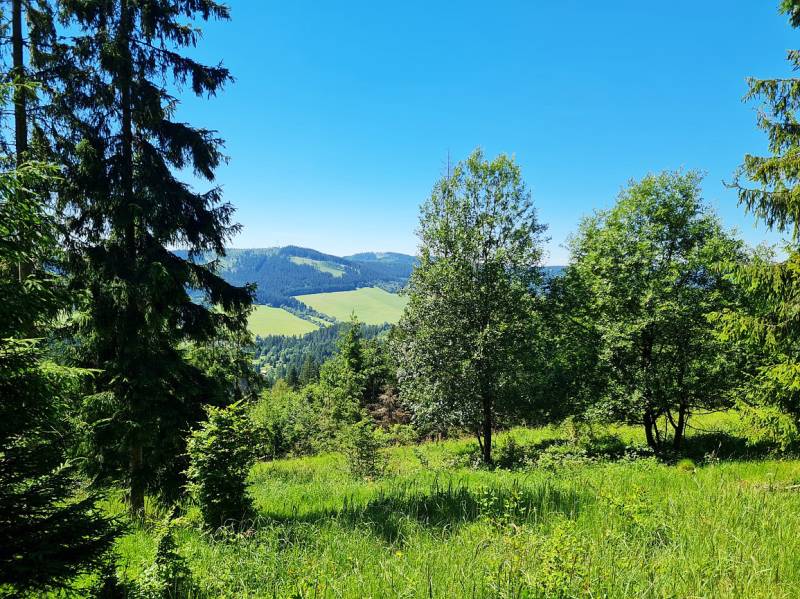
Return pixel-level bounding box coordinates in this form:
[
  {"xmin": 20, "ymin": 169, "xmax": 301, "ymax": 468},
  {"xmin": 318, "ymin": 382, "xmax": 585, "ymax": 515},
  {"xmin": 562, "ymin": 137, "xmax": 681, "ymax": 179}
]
[{"xmin": 176, "ymin": 246, "xmax": 417, "ymax": 307}]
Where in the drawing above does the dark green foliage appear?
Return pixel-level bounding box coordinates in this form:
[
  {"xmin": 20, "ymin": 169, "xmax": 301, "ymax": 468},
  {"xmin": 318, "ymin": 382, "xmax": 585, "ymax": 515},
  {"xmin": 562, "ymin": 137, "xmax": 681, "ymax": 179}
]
[
  {"xmin": 0, "ymin": 340, "xmax": 118, "ymax": 595},
  {"xmin": 38, "ymin": 0, "xmax": 253, "ymax": 511},
  {"xmin": 186, "ymin": 402, "xmax": 256, "ymax": 529},
  {"xmin": 250, "ymin": 319, "xmax": 400, "ymax": 457},
  {"xmin": 395, "ymin": 149, "xmax": 547, "ymax": 463},
  {"xmin": 0, "ymin": 122, "xmax": 116, "ymax": 594},
  {"xmin": 254, "ymin": 321, "xmax": 390, "ymax": 384},
  {"xmin": 568, "ymin": 171, "xmax": 746, "ymax": 451},
  {"xmin": 184, "ymin": 325, "xmax": 261, "ymax": 406},
  {"xmin": 536, "ymin": 269, "xmax": 605, "ymax": 422}
]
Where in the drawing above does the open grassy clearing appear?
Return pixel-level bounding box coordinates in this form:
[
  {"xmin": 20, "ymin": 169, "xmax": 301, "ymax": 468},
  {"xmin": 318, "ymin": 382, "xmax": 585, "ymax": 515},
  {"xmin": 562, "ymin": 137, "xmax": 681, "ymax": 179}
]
[
  {"xmin": 289, "ymin": 256, "xmax": 346, "ymax": 278},
  {"xmin": 295, "ymin": 286, "xmax": 409, "ymax": 324},
  {"xmin": 248, "ymin": 305, "xmax": 319, "ymax": 337},
  {"xmin": 107, "ymin": 416, "xmax": 800, "ymax": 598}
]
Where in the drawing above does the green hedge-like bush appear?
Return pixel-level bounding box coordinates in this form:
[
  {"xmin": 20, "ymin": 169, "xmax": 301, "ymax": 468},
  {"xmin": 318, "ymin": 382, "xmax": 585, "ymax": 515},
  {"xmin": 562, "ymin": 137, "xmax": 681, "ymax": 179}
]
[{"xmin": 186, "ymin": 402, "xmax": 256, "ymax": 529}]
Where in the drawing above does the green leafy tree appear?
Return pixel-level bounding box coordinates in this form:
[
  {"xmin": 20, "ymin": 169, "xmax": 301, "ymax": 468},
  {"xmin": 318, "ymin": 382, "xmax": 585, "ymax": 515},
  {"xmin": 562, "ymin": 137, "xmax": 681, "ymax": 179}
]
[
  {"xmin": 536, "ymin": 268, "xmax": 605, "ymax": 423},
  {"xmin": 311, "ymin": 319, "xmax": 368, "ymax": 441},
  {"xmin": 715, "ymin": 0, "xmax": 800, "ymax": 448},
  {"xmin": 0, "ymin": 115, "xmax": 116, "ymax": 594},
  {"xmin": 569, "ymin": 171, "xmax": 746, "ymax": 451},
  {"xmin": 395, "ymin": 149, "xmax": 547, "ymax": 463},
  {"xmin": 42, "ymin": 0, "xmax": 252, "ymax": 513}
]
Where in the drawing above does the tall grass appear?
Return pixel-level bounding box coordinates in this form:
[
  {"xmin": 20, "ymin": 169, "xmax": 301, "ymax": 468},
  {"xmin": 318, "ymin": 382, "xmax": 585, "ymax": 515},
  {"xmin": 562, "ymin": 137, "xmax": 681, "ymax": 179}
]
[{"xmin": 105, "ymin": 416, "xmax": 800, "ymax": 598}]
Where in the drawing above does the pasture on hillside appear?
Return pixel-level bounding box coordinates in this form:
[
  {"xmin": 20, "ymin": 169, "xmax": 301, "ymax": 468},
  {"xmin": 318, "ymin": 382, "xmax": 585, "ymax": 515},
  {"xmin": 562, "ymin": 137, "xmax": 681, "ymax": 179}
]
[
  {"xmin": 295, "ymin": 287, "xmax": 409, "ymax": 325},
  {"xmin": 103, "ymin": 415, "xmax": 800, "ymax": 598},
  {"xmin": 289, "ymin": 256, "xmax": 347, "ymax": 278},
  {"xmin": 248, "ymin": 306, "xmax": 320, "ymax": 337}
]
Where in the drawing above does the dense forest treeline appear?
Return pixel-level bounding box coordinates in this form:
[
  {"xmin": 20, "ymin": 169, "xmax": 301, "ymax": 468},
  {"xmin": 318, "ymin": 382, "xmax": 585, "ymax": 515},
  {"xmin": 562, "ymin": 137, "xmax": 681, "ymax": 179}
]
[
  {"xmin": 3, "ymin": 0, "xmax": 800, "ymax": 596},
  {"xmin": 254, "ymin": 321, "xmax": 391, "ymax": 385}
]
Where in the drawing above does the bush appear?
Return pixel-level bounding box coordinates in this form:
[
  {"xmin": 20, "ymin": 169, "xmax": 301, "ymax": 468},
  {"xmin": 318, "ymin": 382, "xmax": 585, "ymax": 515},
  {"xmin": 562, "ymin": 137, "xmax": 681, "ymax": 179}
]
[
  {"xmin": 495, "ymin": 436, "xmax": 528, "ymax": 469},
  {"xmin": 249, "ymin": 381, "xmax": 316, "ymax": 458},
  {"xmin": 340, "ymin": 418, "xmax": 387, "ymax": 479},
  {"xmin": 385, "ymin": 423, "xmax": 419, "ymax": 446},
  {"xmin": 134, "ymin": 517, "xmax": 196, "ymax": 598},
  {"xmin": 186, "ymin": 402, "xmax": 255, "ymax": 529}
]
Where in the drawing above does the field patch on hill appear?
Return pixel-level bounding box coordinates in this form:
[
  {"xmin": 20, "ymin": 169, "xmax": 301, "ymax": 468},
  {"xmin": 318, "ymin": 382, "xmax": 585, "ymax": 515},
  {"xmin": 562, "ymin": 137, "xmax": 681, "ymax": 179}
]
[
  {"xmin": 294, "ymin": 287, "xmax": 408, "ymax": 324},
  {"xmin": 289, "ymin": 256, "xmax": 347, "ymax": 278},
  {"xmin": 248, "ymin": 306, "xmax": 319, "ymax": 337}
]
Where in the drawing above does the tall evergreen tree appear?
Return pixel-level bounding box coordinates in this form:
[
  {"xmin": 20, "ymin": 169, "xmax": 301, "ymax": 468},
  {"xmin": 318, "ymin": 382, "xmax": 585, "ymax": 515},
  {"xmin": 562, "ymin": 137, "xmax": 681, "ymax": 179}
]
[
  {"xmin": 44, "ymin": 0, "xmax": 252, "ymax": 513},
  {"xmin": 716, "ymin": 0, "xmax": 800, "ymax": 447},
  {"xmin": 0, "ymin": 90, "xmax": 116, "ymax": 593},
  {"xmin": 395, "ymin": 149, "xmax": 546, "ymax": 464}
]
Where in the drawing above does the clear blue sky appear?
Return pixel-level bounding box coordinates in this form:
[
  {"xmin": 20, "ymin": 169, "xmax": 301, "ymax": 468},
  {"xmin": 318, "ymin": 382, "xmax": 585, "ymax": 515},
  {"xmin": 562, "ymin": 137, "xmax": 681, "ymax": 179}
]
[{"xmin": 180, "ymin": 1, "xmax": 795, "ymax": 264}]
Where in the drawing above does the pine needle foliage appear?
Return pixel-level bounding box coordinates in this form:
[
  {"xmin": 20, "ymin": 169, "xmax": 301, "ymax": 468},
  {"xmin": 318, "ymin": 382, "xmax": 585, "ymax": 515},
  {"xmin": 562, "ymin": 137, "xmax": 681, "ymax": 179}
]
[
  {"xmin": 34, "ymin": 0, "xmax": 253, "ymax": 511},
  {"xmin": 717, "ymin": 0, "xmax": 800, "ymax": 448}
]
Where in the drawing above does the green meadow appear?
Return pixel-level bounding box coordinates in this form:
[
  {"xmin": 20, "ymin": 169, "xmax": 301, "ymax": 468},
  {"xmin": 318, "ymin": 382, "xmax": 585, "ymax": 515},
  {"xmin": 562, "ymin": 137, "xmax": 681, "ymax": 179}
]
[
  {"xmin": 289, "ymin": 256, "xmax": 346, "ymax": 278},
  {"xmin": 105, "ymin": 415, "xmax": 800, "ymax": 598},
  {"xmin": 295, "ymin": 287, "xmax": 409, "ymax": 325},
  {"xmin": 248, "ymin": 306, "xmax": 320, "ymax": 337}
]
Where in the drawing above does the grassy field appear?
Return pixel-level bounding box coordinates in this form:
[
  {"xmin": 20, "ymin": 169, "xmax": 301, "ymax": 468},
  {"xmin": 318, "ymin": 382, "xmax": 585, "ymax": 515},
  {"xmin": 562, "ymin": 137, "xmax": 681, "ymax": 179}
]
[
  {"xmin": 289, "ymin": 256, "xmax": 346, "ymax": 278},
  {"xmin": 108, "ymin": 416, "xmax": 800, "ymax": 598},
  {"xmin": 248, "ymin": 305, "xmax": 319, "ymax": 337},
  {"xmin": 295, "ymin": 287, "xmax": 408, "ymax": 324}
]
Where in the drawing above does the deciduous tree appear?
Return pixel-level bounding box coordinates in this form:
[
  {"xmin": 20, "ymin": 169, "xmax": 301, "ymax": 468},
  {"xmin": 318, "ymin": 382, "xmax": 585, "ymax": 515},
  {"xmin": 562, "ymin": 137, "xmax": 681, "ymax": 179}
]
[
  {"xmin": 570, "ymin": 171, "xmax": 745, "ymax": 451},
  {"xmin": 395, "ymin": 149, "xmax": 546, "ymax": 463}
]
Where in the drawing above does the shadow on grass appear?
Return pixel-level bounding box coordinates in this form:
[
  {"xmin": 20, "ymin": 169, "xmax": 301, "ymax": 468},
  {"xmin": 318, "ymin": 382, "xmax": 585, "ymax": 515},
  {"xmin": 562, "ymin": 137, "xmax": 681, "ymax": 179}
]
[
  {"xmin": 255, "ymin": 478, "xmax": 588, "ymax": 545},
  {"xmin": 675, "ymin": 431, "xmax": 784, "ymax": 463}
]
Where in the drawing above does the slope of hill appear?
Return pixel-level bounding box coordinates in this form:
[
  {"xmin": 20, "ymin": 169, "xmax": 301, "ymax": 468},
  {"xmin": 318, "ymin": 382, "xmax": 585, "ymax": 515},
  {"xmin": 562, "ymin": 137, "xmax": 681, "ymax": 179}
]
[{"xmin": 177, "ymin": 246, "xmax": 417, "ymax": 307}]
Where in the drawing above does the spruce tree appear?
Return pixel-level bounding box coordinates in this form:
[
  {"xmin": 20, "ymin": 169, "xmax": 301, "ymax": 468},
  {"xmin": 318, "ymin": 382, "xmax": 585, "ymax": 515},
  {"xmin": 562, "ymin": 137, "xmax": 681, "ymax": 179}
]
[
  {"xmin": 717, "ymin": 0, "xmax": 800, "ymax": 447},
  {"xmin": 0, "ymin": 98, "xmax": 116, "ymax": 593},
  {"xmin": 46, "ymin": 0, "xmax": 252, "ymax": 512}
]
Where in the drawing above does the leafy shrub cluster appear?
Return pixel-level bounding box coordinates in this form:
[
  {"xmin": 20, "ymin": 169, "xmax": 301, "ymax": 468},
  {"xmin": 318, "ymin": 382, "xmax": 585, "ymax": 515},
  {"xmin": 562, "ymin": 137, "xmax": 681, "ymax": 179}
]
[{"xmin": 249, "ymin": 381, "xmax": 316, "ymax": 459}]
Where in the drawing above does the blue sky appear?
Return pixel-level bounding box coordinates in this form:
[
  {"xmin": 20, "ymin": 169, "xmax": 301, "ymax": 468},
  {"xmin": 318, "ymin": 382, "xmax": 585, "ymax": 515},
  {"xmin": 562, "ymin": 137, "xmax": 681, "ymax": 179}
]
[{"xmin": 180, "ymin": 1, "xmax": 795, "ymax": 264}]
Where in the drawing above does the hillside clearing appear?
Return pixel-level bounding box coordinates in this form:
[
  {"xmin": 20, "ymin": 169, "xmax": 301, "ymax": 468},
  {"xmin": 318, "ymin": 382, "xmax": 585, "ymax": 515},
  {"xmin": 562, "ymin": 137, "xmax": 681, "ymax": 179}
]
[
  {"xmin": 295, "ymin": 287, "xmax": 408, "ymax": 324},
  {"xmin": 248, "ymin": 306, "xmax": 319, "ymax": 337},
  {"xmin": 289, "ymin": 256, "xmax": 347, "ymax": 278}
]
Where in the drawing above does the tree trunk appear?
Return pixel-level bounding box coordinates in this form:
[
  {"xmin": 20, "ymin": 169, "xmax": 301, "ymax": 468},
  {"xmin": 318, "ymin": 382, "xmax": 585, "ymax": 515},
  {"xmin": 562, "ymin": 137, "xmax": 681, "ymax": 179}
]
[
  {"xmin": 672, "ymin": 403, "xmax": 687, "ymax": 450},
  {"xmin": 129, "ymin": 443, "xmax": 144, "ymax": 515},
  {"xmin": 12, "ymin": 0, "xmax": 31, "ymax": 283},
  {"xmin": 12, "ymin": 0, "xmax": 27, "ymax": 165},
  {"xmin": 643, "ymin": 409, "xmax": 658, "ymax": 452},
  {"xmin": 481, "ymin": 395, "xmax": 493, "ymax": 464},
  {"xmin": 119, "ymin": 0, "xmax": 142, "ymax": 516}
]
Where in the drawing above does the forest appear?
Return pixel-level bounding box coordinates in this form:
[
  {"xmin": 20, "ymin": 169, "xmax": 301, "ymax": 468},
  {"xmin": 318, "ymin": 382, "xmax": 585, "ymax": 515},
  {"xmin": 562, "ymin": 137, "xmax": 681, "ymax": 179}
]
[{"xmin": 2, "ymin": 1, "xmax": 800, "ymax": 598}]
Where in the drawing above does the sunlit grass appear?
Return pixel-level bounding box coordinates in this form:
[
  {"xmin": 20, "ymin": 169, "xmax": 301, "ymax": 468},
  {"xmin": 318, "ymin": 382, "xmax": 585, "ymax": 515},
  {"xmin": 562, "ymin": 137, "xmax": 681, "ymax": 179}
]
[
  {"xmin": 295, "ymin": 287, "xmax": 408, "ymax": 325},
  {"xmin": 104, "ymin": 414, "xmax": 800, "ymax": 598},
  {"xmin": 248, "ymin": 305, "xmax": 319, "ymax": 337}
]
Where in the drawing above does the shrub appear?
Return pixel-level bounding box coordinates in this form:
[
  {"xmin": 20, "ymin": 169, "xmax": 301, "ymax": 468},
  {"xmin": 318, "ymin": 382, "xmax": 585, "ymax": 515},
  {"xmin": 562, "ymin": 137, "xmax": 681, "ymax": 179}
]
[
  {"xmin": 186, "ymin": 402, "xmax": 255, "ymax": 529},
  {"xmin": 340, "ymin": 418, "xmax": 388, "ymax": 479},
  {"xmin": 495, "ymin": 436, "xmax": 528, "ymax": 469},
  {"xmin": 385, "ymin": 423, "xmax": 419, "ymax": 446},
  {"xmin": 135, "ymin": 517, "xmax": 196, "ymax": 598},
  {"xmin": 249, "ymin": 381, "xmax": 316, "ymax": 458}
]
